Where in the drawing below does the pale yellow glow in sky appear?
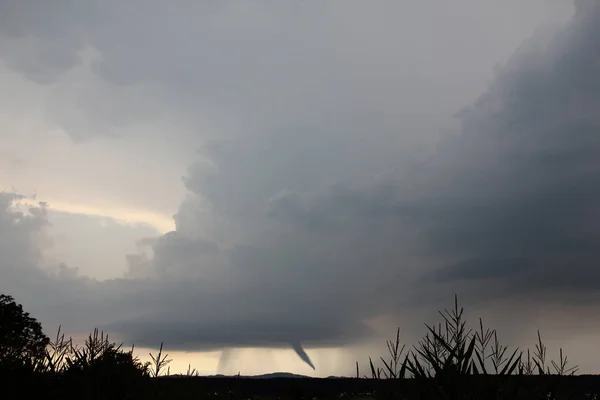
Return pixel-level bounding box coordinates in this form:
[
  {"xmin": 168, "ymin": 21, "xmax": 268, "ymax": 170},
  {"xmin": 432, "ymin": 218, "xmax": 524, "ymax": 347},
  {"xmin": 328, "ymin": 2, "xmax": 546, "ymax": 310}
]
[
  {"xmin": 132, "ymin": 346, "xmax": 361, "ymax": 378},
  {"xmin": 67, "ymin": 330, "xmax": 361, "ymax": 377},
  {"xmin": 17, "ymin": 196, "xmax": 175, "ymax": 234}
]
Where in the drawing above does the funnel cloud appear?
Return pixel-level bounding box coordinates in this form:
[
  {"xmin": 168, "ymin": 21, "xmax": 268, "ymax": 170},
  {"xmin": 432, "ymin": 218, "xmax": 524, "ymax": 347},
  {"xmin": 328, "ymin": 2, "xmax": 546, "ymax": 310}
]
[{"xmin": 291, "ymin": 342, "xmax": 315, "ymax": 371}]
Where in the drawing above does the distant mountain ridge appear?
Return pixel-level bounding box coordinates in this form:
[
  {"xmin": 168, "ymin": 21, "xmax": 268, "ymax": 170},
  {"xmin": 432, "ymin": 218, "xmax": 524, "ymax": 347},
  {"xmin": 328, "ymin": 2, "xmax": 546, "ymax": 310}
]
[
  {"xmin": 239, "ymin": 372, "xmax": 310, "ymax": 379},
  {"xmin": 171, "ymin": 372, "xmax": 346, "ymax": 379}
]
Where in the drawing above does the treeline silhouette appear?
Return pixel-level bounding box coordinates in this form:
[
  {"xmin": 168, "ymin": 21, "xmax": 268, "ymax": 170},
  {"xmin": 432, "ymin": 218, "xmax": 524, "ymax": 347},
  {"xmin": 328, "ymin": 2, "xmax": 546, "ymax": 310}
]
[{"xmin": 1, "ymin": 292, "xmax": 600, "ymax": 399}]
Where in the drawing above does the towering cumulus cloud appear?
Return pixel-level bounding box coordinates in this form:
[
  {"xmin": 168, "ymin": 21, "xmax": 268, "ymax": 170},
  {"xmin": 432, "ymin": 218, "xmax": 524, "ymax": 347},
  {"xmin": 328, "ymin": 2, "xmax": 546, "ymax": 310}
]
[{"xmin": 116, "ymin": 0, "xmax": 600, "ymax": 361}]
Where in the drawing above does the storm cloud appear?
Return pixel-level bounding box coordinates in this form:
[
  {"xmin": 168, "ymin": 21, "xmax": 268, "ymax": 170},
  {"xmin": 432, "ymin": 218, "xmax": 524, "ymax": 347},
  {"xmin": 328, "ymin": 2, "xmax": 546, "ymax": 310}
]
[{"xmin": 1, "ymin": 0, "xmax": 599, "ymax": 374}]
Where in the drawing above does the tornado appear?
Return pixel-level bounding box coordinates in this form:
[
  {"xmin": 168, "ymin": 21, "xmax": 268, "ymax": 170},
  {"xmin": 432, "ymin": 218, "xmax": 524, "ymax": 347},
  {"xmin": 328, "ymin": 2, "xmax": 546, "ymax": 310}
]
[
  {"xmin": 217, "ymin": 348, "xmax": 233, "ymax": 374},
  {"xmin": 290, "ymin": 342, "xmax": 315, "ymax": 370}
]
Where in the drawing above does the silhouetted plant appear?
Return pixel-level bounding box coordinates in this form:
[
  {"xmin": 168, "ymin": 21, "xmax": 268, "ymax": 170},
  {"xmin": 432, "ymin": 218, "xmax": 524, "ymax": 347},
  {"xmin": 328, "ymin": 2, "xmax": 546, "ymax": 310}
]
[
  {"xmin": 149, "ymin": 341, "xmax": 172, "ymax": 377},
  {"xmin": 360, "ymin": 295, "xmax": 580, "ymax": 399},
  {"xmin": 552, "ymin": 348, "xmax": 578, "ymax": 376},
  {"xmin": 379, "ymin": 328, "xmax": 409, "ymax": 380},
  {"xmin": 0, "ymin": 294, "xmax": 49, "ymax": 369},
  {"xmin": 185, "ymin": 363, "xmax": 199, "ymax": 377},
  {"xmin": 1, "ymin": 292, "xmax": 589, "ymax": 399},
  {"xmin": 42, "ymin": 325, "xmax": 73, "ymax": 374},
  {"xmin": 57, "ymin": 328, "xmax": 151, "ymax": 399}
]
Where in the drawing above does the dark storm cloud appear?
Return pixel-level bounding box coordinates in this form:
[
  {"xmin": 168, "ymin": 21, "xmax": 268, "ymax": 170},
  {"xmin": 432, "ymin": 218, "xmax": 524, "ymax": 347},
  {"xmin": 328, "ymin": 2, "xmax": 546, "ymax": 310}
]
[
  {"xmin": 417, "ymin": 3, "xmax": 600, "ymax": 295},
  {"xmin": 159, "ymin": 0, "xmax": 600, "ymax": 311},
  {"xmin": 105, "ymin": 310, "xmax": 373, "ymax": 352},
  {"xmin": 0, "ymin": 195, "xmax": 376, "ymax": 365},
  {"xmin": 3, "ymin": 0, "xmax": 600, "ymax": 370}
]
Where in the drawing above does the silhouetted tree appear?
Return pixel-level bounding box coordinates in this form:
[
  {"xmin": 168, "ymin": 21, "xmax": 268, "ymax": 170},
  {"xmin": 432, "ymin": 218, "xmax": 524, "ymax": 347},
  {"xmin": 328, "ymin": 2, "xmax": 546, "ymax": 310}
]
[
  {"xmin": 0, "ymin": 293, "xmax": 51, "ymax": 399},
  {"xmin": 0, "ymin": 293, "xmax": 49, "ymax": 363}
]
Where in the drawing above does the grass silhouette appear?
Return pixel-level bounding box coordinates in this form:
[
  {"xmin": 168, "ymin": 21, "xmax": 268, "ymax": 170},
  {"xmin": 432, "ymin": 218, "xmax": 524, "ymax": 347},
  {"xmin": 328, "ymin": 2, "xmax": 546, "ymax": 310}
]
[
  {"xmin": 356, "ymin": 295, "xmax": 588, "ymax": 399},
  {"xmin": 1, "ymin": 293, "xmax": 598, "ymax": 399}
]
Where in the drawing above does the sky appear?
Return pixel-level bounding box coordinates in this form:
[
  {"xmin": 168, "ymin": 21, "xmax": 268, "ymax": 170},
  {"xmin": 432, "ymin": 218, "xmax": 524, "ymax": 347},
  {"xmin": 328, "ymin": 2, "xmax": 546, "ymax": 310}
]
[{"xmin": 1, "ymin": 0, "xmax": 600, "ymax": 377}]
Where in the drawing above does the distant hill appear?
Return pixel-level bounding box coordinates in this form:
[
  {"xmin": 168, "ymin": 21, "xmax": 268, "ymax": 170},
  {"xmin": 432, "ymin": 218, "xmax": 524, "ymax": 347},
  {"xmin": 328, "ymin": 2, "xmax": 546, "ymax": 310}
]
[
  {"xmin": 203, "ymin": 372, "xmax": 310, "ymax": 379},
  {"xmin": 170, "ymin": 372, "xmax": 346, "ymax": 379},
  {"xmin": 247, "ymin": 372, "xmax": 311, "ymax": 379},
  {"xmin": 170, "ymin": 372, "xmax": 347, "ymax": 379}
]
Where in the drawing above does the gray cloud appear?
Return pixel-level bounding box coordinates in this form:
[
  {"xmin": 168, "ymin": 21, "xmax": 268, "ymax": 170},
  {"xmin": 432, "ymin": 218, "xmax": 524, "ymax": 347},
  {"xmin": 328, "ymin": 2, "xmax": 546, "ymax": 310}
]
[
  {"xmin": 0, "ymin": 194, "xmax": 49, "ymax": 271},
  {"xmin": 4, "ymin": 0, "xmax": 600, "ymax": 373},
  {"xmin": 1, "ymin": 0, "xmax": 561, "ymax": 144},
  {"xmin": 119, "ymin": 0, "xmax": 600, "ymax": 354},
  {"xmin": 418, "ymin": 3, "xmax": 600, "ymax": 295}
]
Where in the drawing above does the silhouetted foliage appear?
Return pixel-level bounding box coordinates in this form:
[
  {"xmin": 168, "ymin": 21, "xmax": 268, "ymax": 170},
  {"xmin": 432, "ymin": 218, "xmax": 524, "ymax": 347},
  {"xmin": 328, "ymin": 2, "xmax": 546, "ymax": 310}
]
[
  {"xmin": 359, "ymin": 295, "xmax": 584, "ymax": 400},
  {"xmin": 0, "ymin": 294, "xmax": 152, "ymax": 399},
  {"xmin": 58, "ymin": 331, "xmax": 150, "ymax": 399},
  {"xmin": 0, "ymin": 294, "xmax": 49, "ymax": 364},
  {"xmin": 1, "ymin": 292, "xmax": 598, "ymax": 400}
]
